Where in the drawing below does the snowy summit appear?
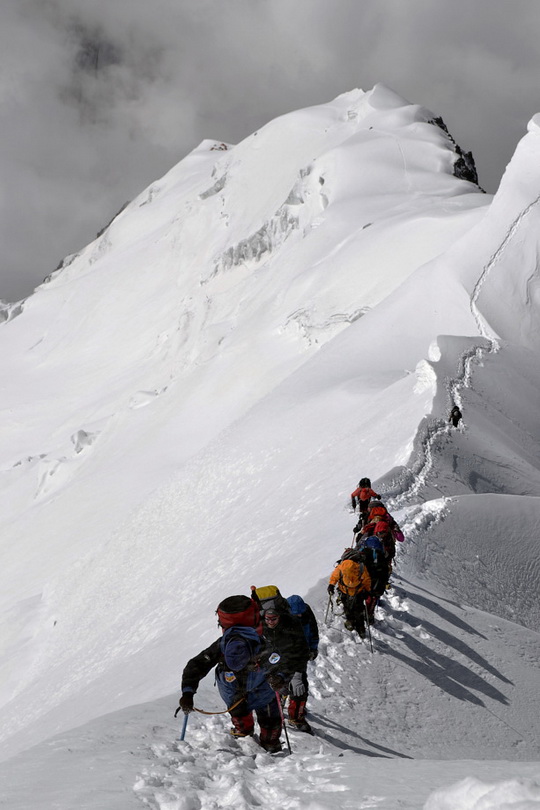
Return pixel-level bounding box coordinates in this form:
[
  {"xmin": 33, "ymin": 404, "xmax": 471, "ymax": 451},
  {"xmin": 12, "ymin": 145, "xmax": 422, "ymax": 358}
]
[{"xmin": 0, "ymin": 84, "xmax": 539, "ymax": 809}]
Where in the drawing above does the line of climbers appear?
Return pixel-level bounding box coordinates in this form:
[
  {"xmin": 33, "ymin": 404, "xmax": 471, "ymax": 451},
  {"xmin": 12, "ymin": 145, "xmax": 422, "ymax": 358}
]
[
  {"xmin": 176, "ymin": 476, "xmax": 404, "ymax": 752},
  {"xmin": 327, "ymin": 476, "xmax": 404, "ymax": 638},
  {"xmin": 177, "ymin": 586, "xmax": 319, "ymax": 753}
]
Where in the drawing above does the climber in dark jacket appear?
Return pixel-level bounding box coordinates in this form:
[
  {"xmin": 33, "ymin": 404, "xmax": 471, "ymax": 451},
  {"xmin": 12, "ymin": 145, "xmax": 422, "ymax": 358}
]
[
  {"xmin": 177, "ymin": 595, "xmax": 282, "ymax": 752},
  {"xmin": 284, "ymin": 594, "xmax": 319, "ymax": 733},
  {"xmin": 449, "ymin": 405, "xmax": 463, "ymax": 427},
  {"xmin": 261, "ymin": 601, "xmax": 311, "ymax": 733}
]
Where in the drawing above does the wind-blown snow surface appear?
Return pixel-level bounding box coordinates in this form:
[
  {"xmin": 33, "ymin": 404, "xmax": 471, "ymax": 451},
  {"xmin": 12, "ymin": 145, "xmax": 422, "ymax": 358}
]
[{"xmin": 0, "ymin": 85, "xmax": 539, "ymax": 808}]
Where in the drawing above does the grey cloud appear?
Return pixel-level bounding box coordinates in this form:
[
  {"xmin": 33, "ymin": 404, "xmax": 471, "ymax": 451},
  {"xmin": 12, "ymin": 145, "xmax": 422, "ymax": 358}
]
[{"xmin": 2, "ymin": 0, "xmax": 540, "ymax": 301}]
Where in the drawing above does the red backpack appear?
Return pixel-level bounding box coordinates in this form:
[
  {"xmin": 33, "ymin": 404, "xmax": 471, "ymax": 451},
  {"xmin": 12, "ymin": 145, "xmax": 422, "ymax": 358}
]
[{"xmin": 369, "ymin": 503, "xmax": 387, "ymax": 521}]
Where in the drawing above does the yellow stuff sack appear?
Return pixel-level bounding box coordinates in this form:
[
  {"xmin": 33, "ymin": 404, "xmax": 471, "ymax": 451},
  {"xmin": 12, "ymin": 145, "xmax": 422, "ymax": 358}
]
[
  {"xmin": 252, "ymin": 585, "xmax": 290, "ymax": 614},
  {"xmin": 254, "ymin": 585, "xmax": 280, "ymax": 602}
]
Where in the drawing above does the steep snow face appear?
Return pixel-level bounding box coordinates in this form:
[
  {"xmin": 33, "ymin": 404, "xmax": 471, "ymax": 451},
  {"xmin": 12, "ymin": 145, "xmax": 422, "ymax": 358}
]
[
  {"xmin": 371, "ymin": 119, "xmax": 540, "ymax": 632},
  {"xmin": 2, "ymin": 82, "xmax": 540, "ymax": 773},
  {"xmin": 470, "ymin": 129, "xmax": 540, "ymax": 351},
  {"xmin": 0, "ymin": 84, "xmax": 487, "ymax": 586}
]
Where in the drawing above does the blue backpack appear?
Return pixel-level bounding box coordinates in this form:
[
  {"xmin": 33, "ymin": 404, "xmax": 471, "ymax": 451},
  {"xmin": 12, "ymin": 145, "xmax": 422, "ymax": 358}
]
[
  {"xmin": 216, "ymin": 626, "xmax": 274, "ymax": 710},
  {"xmin": 359, "ymin": 536, "xmax": 387, "ymax": 570},
  {"xmin": 220, "ymin": 626, "xmax": 261, "ymax": 670}
]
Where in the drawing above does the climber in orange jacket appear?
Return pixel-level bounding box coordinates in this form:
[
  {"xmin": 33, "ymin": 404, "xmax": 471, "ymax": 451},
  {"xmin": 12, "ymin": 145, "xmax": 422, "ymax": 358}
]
[
  {"xmin": 328, "ymin": 550, "xmax": 371, "ymax": 638},
  {"xmin": 350, "ymin": 477, "xmax": 380, "ymax": 525}
]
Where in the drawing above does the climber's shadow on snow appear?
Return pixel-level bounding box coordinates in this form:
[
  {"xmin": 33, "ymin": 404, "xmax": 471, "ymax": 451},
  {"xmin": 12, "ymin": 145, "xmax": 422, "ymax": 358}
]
[
  {"xmin": 310, "ymin": 713, "xmax": 413, "ymax": 759},
  {"xmin": 381, "ymin": 633, "xmax": 509, "ymax": 706},
  {"xmin": 398, "ymin": 612, "xmax": 512, "ymax": 685},
  {"xmin": 399, "ymin": 583, "xmax": 487, "ymax": 637}
]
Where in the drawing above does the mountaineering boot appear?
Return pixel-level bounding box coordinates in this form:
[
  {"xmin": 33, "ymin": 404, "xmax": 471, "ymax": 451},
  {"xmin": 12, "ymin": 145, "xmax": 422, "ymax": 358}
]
[
  {"xmin": 259, "ymin": 722, "xmax": 282, "ymax": 752},
  {"xmin": 259, "ymin": 738, "xmax": 283, "ymax": 753},
  {"xmin": 288, "ymin": 698, "xmax": 312, "ymax": 733},
  {"xmin": 344, "ymin": 620, "xmax": 354, "ymax": 631},
  {"xmin": 288, "ymin": 718, "xmax": 313, "ymax": 734},
  {"xmin": 230, "ymin": 714, "xmax": 255, "ymax": 738},
  {"xmin": 230, "ymin": 727, "xmax": 254, "ymax": 738}
]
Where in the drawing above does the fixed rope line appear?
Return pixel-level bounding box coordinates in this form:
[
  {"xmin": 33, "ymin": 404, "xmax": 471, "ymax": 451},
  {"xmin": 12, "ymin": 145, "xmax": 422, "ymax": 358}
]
[{"xmin": 194, "ymin": 696, "xmax": 245, "ymax": 715}]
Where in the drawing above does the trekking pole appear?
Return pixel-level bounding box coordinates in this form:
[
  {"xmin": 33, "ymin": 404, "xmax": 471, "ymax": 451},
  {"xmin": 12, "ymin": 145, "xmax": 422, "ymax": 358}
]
[
  {"xmin": 363, "ymin": 602, "xmax": 374, "ymax": 654},
  {"xmin": 324, "ymin": 595, "xmax": 333, "ymax": 625},
  {"xmin": 178, "ymin": 712, "xmax": 189, "ymax": 741},
  {"xmin": 276, "ymin": 692, "xmax": 292, "ymax": 755}
]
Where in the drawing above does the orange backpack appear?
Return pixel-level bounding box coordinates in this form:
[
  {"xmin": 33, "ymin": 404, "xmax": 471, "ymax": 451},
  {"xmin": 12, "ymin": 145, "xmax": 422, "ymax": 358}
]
[{"xmin": 338, "ymin": 560, "xmax": 365, "ymax": 593}]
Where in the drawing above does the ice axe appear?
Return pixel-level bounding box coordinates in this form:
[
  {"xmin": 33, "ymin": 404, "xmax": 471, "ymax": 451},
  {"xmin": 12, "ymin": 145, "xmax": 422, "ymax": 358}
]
[
  {"xmin": 178, "ymin": 711, "xmax": 189, "ymax": 741},
  {"xmin": 324, "ymin": 594, "xmax": 333, "ymax": 625},
  {"xmin": 276, "ymin": 692, "xmax": 292, "ymax": 755},
  {"xmin": 363, "ymin": 602, "xmax": 374, "ymax": 654}
]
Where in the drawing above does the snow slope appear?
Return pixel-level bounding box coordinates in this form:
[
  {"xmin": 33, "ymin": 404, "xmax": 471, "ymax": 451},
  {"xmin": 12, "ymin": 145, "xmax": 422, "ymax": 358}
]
[
  {"xmin": 0, "ymin": 85, "xmax": 539, "ymax": 808},
  {"xmin": 0, "ymin": 581, "xmax": 538, "ymax": 809}
]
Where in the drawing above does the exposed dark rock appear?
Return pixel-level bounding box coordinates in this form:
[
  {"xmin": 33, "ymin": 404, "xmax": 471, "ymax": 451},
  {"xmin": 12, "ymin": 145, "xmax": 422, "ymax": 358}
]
[{"xmin": 428, "ymin": 116, "xmax": 485, "ymax": 191}]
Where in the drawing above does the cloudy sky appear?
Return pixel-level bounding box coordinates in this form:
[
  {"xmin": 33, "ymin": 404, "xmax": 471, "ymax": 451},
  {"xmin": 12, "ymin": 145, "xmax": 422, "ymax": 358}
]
[{"xmin": 2, "ymin": 0, "xmax": 539, "ymax": 302}]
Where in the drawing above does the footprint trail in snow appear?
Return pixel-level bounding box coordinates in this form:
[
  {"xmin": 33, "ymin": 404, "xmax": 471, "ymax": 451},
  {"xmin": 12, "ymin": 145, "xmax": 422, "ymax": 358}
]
[
  {"xmin": 134, "ymin": 588, "xmax": 413, "ymax": 810},
  {"xmin": 134, "ymin": 715, "xmax": 349, "ymax": 810}
]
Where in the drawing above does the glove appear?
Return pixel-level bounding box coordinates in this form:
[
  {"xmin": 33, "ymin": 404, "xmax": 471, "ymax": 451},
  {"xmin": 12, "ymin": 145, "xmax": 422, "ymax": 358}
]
[
  {"xmin": 174, "ymin": 691, "xmax": 194, "ymax": 716},
  {"xmin": 327, "ymin": 584, "xmax": 335, "ymax": 595},
  {"xmin": 308, "ymin": 650, "xmax": 318, "ymax": 661},
  {"xmin": 289, "ymin": 672, "xmax": 306, "ymax": 697},
  {"xmin": 267, "ymin": 672, "xmax": 289, "ymax": 693}
]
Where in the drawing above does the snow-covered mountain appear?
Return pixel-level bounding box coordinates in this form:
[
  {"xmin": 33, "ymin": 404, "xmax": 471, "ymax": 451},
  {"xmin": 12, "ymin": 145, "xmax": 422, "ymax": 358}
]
[{"xmin": 0, "ymin": 84, "xmax": 539, "ymax": 809}]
